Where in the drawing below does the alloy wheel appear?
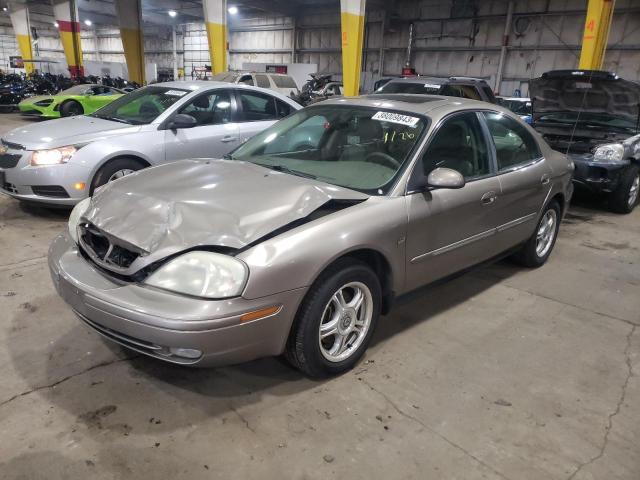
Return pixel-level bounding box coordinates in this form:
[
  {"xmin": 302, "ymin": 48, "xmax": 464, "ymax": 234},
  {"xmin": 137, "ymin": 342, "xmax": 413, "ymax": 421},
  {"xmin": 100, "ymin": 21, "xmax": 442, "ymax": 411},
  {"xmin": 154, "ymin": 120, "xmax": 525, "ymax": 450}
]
[
  {"xmin": 107, "ymin": 169, "xmax": 135, "ymax": 182},
  {"xmin": 628, "ymin": 174, "xmax": 639, "ymax": 208},
  {"xmin": 536, "ymin": 209, "xmax": 557, "ymax": 258},
  {"xmin": 318, "ymin": 281, "xmax": 373, "ymax": 362}
]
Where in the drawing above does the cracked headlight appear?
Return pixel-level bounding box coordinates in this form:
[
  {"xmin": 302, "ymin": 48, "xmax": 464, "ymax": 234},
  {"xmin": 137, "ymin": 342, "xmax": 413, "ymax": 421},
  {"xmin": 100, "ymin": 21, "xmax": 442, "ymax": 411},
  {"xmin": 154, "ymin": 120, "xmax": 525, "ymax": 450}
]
[
  {"xmin": 68, "ymin": 197, "xmax": 91, "ymax": 243},
  {"xmin": 31, "ymin": 145, "xmax": 77, "ymax": 166},
  {"xmin": 145, "ymin": 251, "xmax": 248, "ymax": 299},
  {"xmin": 593, "ymin": 143, "xmax": 625, "ymax": 163}
]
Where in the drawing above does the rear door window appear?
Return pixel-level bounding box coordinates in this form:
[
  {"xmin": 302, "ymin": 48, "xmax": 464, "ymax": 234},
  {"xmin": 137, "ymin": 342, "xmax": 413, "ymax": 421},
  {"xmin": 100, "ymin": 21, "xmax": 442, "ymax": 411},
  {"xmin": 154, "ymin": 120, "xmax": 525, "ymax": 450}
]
[
  {"xmin": 272, "ymin": 75, "xmax": 297, "ymax": 88},
  {"xmin": 237, "ymin": 91, "xmax": 278, "ymax": 121},
  {"xmin": 483, "ymin": 112, "xmax": 541, "ymax": 171},
  {"xmin": 255, "ymin": 74, "xmax": 271, "ymax": 88}
]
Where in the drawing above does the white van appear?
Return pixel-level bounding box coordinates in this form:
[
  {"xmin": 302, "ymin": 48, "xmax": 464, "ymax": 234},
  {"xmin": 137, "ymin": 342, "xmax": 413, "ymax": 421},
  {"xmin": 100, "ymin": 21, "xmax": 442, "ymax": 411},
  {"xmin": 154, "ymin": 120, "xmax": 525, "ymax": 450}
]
[{"xmin": 211, "ymin": 71, "xmax": 299, "ymax": 98}]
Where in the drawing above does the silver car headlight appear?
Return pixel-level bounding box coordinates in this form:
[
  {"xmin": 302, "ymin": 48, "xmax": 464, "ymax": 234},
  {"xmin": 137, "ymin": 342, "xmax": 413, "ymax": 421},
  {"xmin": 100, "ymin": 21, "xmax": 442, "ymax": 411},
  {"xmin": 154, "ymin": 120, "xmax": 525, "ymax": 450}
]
[
  {"xmin": 31, "ymin": 145, "xmax": 77, "ymax": 166},
  {"xmin": 593, "ymin": 143, "xmax": 625, "ymax": 163},
  {"xmin": 144, "ymin": 251, "xmax": 248, "ymax": 299},
  {"xmin": 68, "ymin": 197, "xmax": 91, "ymax": 243}
]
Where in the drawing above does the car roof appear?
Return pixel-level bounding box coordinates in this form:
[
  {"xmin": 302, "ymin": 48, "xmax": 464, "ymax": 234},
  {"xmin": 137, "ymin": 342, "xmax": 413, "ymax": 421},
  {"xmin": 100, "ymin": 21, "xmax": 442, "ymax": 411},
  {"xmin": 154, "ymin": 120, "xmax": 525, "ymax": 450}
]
[
  {"xmin": 319, "ymin": 94, "xmax": 508, "ymax": 116},
  {"xmin": 502, "ymin": 97, "xmax": 531, "ymax": 101}
]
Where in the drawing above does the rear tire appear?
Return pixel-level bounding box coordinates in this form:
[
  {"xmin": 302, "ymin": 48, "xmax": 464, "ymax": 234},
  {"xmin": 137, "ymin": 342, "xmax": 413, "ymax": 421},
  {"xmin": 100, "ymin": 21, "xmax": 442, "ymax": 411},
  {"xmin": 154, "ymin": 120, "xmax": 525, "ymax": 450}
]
[
  {"xmin": 60, "ymin": 100, "xmax": 83, "ymax": 117},
  {"xmin": 513, "ymin": 201, "xmax": 561, "ymax": 268},
  {"xmin": 90, "ymin": 157, "xmax": 145, "ymax": 194},
  {"xmin": 609, "ymin": 164, "xmax": 640, "ymax": 214},
  {"xmin": 285, "ymin": 258, "xmax": 381, "ymax": 378}
]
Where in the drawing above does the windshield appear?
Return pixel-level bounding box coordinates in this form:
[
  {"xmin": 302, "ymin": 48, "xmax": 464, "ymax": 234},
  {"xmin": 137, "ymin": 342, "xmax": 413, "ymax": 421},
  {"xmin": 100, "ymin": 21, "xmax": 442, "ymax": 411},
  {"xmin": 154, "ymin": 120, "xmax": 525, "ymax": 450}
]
[
  {"xmin": 61, "ymin": 84, "xmax": 92, "ymax": 95},
  {"xmin": 91, "ymin": 86, "xmax": 189, "ymax": 125},
  {"xmin": 378, "ymin": 81, "xmax": 442, "ymax": 95},
  {"xmin": 228, "ymin": 105, "xmax": 427, "ymax": 195},
  {"xmin": 536, "ymin": 111, "xmax": 638, "ymax": 131}
]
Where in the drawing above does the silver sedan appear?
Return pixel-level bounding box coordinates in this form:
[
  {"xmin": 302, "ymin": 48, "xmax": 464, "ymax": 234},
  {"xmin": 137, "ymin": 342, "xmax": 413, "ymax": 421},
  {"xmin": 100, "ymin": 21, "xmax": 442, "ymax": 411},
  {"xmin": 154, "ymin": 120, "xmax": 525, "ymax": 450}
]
[
  {"xmin": 49, "ymin": 95, "xmax": 574, "ymax": 377},
  {"xmin": 0, "ymin": 81, "xmax": 300, "ymax": 206}
]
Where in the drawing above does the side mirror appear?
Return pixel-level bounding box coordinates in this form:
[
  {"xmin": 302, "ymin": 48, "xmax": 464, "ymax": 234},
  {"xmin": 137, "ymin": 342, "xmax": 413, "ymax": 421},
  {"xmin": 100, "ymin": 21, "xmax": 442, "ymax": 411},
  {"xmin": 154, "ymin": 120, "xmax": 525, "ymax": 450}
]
[
  {"xmin": 167, "ymin": 113, "xmax": 197, "ymax": 130},
  {"xmin": 427, "ymin": 167, "xmax": 465, "ymax": 189}
]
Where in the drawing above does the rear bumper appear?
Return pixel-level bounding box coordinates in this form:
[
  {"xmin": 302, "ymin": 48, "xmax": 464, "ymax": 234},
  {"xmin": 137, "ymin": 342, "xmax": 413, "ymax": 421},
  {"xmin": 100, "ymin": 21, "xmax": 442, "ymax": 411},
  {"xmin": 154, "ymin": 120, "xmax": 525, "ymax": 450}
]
[
  {"xmin": 48, "ymin": 232, "xmax": 307, "ymax": 367},
  {"xmin": 568, "ymin": 153, "xmax": 629, "ymax": 194}
]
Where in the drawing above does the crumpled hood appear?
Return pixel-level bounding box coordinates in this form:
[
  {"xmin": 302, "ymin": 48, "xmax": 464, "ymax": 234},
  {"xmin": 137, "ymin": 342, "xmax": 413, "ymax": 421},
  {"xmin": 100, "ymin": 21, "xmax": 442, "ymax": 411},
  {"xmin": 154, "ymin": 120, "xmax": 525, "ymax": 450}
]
[
  {"xmin": 530, "ymin": 70, "xmax": 640, "ymax": 123},
  {"xmin": 2, "ymin": 115, "xmax": 140, "ymax": 150},
  {"xmin": 85, "ymin": 159, "xmax": 369, "ymax": 255}
]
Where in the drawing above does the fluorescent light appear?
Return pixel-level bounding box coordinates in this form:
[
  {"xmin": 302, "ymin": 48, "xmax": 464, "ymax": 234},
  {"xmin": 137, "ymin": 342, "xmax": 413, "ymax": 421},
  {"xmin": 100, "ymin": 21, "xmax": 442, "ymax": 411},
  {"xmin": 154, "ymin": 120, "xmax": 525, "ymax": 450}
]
[
  {"xmin": 54, "ymin": 21, "xmax": 59, "ymax": 27},
  {"xmin": 2, "ymin": 7, "xmax": 7, "ymax": 12},
  {"xmin": 84, "ymin": 19, "xmax": 92, "ymax": 26},
  {"xmin": 228, "ymin": 6, "xmax": 238, "ymax": 14},
  {"xmin": 168, "ymin": 10, "xmax": 177, "ymax": 17}
]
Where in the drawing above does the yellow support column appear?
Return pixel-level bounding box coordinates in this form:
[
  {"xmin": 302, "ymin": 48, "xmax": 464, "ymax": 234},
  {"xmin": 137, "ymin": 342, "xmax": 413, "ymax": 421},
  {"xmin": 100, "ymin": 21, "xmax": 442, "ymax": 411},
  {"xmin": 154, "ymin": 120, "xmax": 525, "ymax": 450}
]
[
  {"xmin": 203, "ymin": 0, "xmax": 228, "ymax": 74},
  {"xmin": 579, "ymin": 0, "xmax": 616, "ymax": 70},
  {"xmin": 114, "ymin": 0, "xmax": 146, "ymax": 85},
  {"xmin": 52, "ymin": 0, "xmax": 84, "ymax": 77},
  {"xmin": 340, "ymin": 0, "xmax": 366, "ymax": 97},
  {"xmin": 8, "ymin": 4, "xmax": 34, "ymax": 74}
]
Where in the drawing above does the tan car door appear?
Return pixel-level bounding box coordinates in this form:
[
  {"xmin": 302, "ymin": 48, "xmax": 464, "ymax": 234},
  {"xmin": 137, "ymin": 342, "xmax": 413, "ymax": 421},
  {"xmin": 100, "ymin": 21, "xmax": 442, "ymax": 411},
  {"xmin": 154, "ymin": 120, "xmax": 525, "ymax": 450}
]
[
  {"xmin": 482, "ymin": 111, "xmax": 553, "ymax": 251},
  {"xmin": 405, "ymin": 111, "xmax": 503, "ymax": 290}
]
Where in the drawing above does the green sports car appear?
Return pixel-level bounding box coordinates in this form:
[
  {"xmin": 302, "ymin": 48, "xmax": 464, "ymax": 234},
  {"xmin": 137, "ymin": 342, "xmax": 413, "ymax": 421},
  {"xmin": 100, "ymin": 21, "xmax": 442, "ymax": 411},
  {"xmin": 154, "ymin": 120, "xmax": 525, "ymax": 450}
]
[{"xmin": 19, "ymin": 84, "xmax": 125, "ymax": 118}]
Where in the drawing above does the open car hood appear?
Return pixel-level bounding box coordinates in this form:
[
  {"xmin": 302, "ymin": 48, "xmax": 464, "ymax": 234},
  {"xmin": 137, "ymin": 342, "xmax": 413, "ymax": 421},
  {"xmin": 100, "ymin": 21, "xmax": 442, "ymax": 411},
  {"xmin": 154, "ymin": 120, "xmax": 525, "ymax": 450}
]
[
  {"xmin": 85, "ymin": 159, "xmax": 368, "ymax": 257},
  {"xmin": 530, "ymin": 70, "xmax": 640, "ymax": 123}
]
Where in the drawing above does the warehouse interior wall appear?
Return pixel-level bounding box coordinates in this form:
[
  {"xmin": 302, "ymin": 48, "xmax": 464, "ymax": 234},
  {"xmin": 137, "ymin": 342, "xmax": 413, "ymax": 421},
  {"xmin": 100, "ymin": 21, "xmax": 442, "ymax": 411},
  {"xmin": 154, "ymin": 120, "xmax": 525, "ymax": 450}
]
[{"xmin": 1, "ymin": 0, "xmax": 639, "ymax": 94}]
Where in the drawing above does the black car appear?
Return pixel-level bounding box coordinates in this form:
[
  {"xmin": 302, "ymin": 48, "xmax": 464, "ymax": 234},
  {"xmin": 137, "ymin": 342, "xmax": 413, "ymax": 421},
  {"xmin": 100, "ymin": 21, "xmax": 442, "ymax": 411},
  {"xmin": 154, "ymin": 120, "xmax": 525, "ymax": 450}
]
[
  {"xmin": 373, "ymin": 76, "xmax": 497, "ymax": 103},
  {"xmin": 530, "ymin": 70, "xmax": 640, "ymax": 213}
]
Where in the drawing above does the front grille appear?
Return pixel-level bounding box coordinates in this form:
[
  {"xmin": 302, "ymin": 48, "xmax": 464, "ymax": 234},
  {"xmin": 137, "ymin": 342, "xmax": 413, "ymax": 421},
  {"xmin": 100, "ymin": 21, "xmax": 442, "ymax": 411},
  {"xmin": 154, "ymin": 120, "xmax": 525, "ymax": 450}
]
[
  {"xmin": 0, "ymin": 153, "xmax": 21, "ymax": 168},
  {"xmin": 31, "ymin": 185, "xmax": 69, "ymax": 198},
  {"xmin": 78, "ymin": 222, "xmax": 141, "ymax": 272},
  {"xmin": 1, "ymin": 140, "xmax": 24, "ymax": 150}
]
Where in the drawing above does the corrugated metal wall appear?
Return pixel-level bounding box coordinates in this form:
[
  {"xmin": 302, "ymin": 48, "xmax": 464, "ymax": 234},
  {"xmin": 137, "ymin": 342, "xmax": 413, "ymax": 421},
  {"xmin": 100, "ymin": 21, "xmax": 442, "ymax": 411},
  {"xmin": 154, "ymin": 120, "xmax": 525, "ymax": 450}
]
[{"xmin": 2, "ymin": 0, "xmax": 639, "ymax": 95}]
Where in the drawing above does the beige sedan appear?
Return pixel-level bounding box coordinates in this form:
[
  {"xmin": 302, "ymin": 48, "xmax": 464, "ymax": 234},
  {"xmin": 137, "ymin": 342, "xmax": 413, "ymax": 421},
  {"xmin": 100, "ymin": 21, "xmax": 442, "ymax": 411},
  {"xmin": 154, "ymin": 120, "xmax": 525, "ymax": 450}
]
[{"xmin": 49, "ymin": 95, "xmax": 574, "ymax": 377}]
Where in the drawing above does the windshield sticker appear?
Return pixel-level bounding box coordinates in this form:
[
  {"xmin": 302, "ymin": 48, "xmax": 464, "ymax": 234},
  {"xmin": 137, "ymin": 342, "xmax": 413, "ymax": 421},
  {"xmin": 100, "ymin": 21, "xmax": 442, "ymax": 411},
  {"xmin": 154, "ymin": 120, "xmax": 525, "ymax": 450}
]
[
  {"xmin": 574, "ymin": 82, "xmax": 592, "ymax": 89},
  {"xmin": 164, "ymin": 90, "xmax": 187, "ymax": 97},
  {"xmin": 424, "ymin": 84, "xmax": 441, "ymax": 89},
  {"xmin": 372, "ymin": 111, "xmax": 420, "ymax": 127}
]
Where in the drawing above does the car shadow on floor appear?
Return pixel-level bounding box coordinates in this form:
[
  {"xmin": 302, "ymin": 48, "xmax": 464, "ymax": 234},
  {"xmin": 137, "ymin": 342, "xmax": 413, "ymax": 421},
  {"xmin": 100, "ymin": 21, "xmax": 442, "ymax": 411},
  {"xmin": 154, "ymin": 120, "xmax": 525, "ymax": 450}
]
[{"xmin": 5, "ymin": 257, "xmax": 520, "ymax": 441}]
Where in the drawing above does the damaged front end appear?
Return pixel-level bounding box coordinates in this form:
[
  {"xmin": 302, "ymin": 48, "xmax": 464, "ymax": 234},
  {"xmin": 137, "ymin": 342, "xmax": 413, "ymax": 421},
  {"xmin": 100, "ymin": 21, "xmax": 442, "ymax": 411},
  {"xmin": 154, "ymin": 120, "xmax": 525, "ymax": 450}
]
[{"xmin": 68, "ymin": 159, "xmax": 368, "ymax": 291}]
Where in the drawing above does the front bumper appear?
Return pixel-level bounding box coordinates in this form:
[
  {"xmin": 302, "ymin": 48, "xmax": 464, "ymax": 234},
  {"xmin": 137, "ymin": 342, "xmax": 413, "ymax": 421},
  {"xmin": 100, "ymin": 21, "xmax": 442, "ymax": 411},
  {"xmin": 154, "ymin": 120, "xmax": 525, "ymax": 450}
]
[
  {"xmin": 568, "ymin": 153, "xmax": 630, "ymax": 194},
  {"xmin": 18, "ymin": 103, "xmax": 59, "ymax": 118},
  {"xmin": 48, "ymin": 232, "xmax": 307, "ymax": 367},
  {"xmin": 0, "ymin": 145, "xmax": 90, "ymax": 206}
]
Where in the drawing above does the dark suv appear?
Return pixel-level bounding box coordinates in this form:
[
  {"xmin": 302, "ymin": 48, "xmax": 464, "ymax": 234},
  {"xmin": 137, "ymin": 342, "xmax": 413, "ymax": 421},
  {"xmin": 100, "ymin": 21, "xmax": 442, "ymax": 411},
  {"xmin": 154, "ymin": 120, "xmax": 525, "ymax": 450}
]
[
  {"xmin": 530, "ymin": 70, "xmax": 640, "ymax": 213},
  {"xmin": 373, "ymin": 76, "xmax": 497, "ymax": 103}
]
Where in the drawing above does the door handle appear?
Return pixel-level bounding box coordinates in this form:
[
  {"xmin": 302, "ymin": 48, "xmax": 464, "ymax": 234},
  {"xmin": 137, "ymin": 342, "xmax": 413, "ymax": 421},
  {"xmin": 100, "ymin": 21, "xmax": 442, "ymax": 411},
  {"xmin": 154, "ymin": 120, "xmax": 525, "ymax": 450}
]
[
  {"xmin": 541, "ymin": 174, "xmax": 550, "ymax": 185},
  {"xmin": 220, "ymin": 136, "xmax": 236, "ymax": 143},
  {"xmin": 481, "ymin": 191, "xmax": 497, "ymax": 205}
]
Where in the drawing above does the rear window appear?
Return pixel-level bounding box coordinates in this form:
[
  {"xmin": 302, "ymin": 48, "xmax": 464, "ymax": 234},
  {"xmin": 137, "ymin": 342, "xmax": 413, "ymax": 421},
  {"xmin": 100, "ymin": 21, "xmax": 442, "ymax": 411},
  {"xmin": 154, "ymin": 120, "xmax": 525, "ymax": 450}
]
[
  {"xmin": 440, "ymin": 84, "xmax": 482, "ymax": 101},
  {"xmin": 378, "ymin": 82, "xmax": 442, "ymax": 95},
  {"xmin": 272, "ymin": 75, "xmax": 297, "ymax": 88},
  {"xmin": 211, "ymin": 72, "xmax": 239, "ymax": 82}
]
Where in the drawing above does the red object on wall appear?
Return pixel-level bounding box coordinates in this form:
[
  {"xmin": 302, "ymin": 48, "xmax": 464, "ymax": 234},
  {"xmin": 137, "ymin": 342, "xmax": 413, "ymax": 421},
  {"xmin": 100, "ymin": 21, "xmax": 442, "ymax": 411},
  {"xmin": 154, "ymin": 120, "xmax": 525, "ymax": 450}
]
[{"xmin": 401, "ymin": 67, "xmax": 417, "ymax": 76}]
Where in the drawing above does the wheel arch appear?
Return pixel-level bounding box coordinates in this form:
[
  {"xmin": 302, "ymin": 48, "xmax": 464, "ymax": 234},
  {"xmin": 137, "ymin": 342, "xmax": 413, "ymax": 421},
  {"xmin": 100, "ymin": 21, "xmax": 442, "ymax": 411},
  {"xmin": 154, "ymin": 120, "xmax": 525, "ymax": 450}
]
[{"xmin": 89, "ymin": 154, "xmax": 151, "ymax": 193}]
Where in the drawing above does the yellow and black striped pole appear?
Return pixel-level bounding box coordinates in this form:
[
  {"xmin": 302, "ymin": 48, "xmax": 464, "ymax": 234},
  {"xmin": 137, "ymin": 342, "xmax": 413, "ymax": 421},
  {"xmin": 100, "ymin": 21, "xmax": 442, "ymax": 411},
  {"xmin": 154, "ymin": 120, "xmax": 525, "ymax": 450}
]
[
  {"xmin": 340, "ymin": 0, "xmax": 366, "ymax": 96},
  {"xmin": 8, "ymin": 4, "xmax": 34, "ymax": 74},
  {"xmin": 579, "ymin": 0, "xmax": 616, "ymax": 70},
  {"xmin": 52, "ymin": 0, "xmax": 84, "ymax": 78},
  {"xmin": 114, "ymin": 0, "xmax": 146, "ymax": 85},
  {"xmin": 203, "ymin": 0, "xmax": 228, "ymax": 74}
]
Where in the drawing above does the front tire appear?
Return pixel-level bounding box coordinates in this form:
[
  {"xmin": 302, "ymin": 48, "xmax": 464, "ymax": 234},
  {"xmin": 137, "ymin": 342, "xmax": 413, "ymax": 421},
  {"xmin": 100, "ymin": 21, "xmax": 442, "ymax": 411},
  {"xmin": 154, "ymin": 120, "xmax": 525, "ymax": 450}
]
[
  {"xmin": 60, "ymin": 100, "xmax": 83, "ymax": 117},
  {"xmin": 609, "ymin": 164, "xmax": 639, "ymax": 214},
  {"xmin": 513, "ymin": 201, "xmax": 561, "ymax": 268},
  {"xmin": 285, "ymin": 258, "xmax": 381, "ymax": 377},
  {"xmin": 90, "ymin": 157, "xmax": 145, "ymax": 194}
]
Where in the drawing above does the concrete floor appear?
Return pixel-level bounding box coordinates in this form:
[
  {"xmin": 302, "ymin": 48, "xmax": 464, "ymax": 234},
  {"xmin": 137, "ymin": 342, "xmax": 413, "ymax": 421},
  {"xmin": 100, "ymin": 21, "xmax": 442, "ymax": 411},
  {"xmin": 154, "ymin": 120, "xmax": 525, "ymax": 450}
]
[{"xmin": 0, "ymin": 112, "xmax": 638, "ymax": 480}]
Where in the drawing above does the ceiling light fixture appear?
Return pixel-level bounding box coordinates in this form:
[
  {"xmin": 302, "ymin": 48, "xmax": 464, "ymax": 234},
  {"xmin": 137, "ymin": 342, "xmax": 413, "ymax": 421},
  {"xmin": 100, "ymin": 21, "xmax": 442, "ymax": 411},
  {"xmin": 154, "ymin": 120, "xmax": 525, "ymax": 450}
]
[
  {"xmin": 84, "ymin": 19, "xmax": 92, "ymax": 26},
  {"xmin": 228, "ymin": 6, "xmax": 238, "ymax": 14},
  {"xmin": 2, "ymin": 7, "xmax": 7, "ymax": 11},
  {"xmin": 54, "ymin": 21, "xmax": 59, "ymax": 27},
  {"xmin": 168, "ymin": 10, "xmax": 177, "ymax": 17}
]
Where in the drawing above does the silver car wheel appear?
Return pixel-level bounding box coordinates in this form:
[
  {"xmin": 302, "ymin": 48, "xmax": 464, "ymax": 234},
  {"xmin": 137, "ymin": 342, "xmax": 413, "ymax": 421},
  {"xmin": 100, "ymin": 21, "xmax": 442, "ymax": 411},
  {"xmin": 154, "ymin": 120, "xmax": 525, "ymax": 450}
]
[
  {"xmin": 628, "ymin": 174, "xmax": 639, "ymax": 207},
  {"xmin": 536, "ymin": 209, "xmax": 557, "ymax": 258},
  {"xmin": 318, "ymin": 281, "xmax": 373, "ymax": 363},
  {"xmin": 108, "ymin": 169, "xmax": 135, "ymax": 182}
]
